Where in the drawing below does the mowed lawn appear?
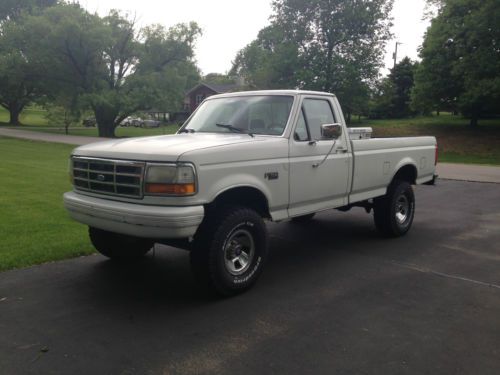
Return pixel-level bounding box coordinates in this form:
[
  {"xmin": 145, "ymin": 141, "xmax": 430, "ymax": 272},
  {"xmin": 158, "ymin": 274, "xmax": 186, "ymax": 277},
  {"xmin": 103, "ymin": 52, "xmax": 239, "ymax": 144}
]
[
  {"xmin": 17, "ymin": 124, "xmax": 180, "ymax": 137},
  {"xmin": 352, "ymin": 114, "xmax": 500, "ymax": 165},
  {"xmin": 0, "ymin": 137, "xmax": 93, "ymax": 271},
  {"xmin": 0, "ymin": 106, "xmax": 48, "ymax": 126}
]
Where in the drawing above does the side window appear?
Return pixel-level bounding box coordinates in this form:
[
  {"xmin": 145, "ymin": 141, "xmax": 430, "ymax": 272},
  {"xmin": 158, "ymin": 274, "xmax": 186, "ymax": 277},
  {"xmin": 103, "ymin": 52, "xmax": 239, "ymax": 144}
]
[
  {"xmin": 303, "ymin": 99, "xmax": 335, "ymax": 140},
  {"xmin": 294, "ymin": 110, "xmax": 309, "ymax": 141}
]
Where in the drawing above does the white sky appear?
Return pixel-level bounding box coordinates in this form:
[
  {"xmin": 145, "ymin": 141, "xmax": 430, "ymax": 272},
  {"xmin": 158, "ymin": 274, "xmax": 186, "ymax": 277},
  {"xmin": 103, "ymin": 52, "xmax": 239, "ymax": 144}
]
[{"xmin": 80, "ymin": 0, "xmax": 430, "ymax": 76}]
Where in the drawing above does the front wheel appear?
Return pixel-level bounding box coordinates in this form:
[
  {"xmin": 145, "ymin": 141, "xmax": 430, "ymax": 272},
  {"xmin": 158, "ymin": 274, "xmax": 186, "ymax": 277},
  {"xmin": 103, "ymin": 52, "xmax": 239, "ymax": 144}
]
[
  {"xmin": 89, "ymin": 227, "xmax": 154, "ymax": 260},
  {"xmin": 190, "ymin": 206, "xmax": 268, "ymax": 296},
  {"xmin": 374, "ymin": 181, "xmax": 415, "ymax": 237}
]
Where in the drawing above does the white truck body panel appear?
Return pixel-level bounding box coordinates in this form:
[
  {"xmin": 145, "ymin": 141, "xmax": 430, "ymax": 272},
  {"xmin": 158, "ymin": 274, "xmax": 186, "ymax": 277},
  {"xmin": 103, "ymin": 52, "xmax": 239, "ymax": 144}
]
[{"xmin": 349, "ymin": 137, "xmax": 436, "ymax": 203}]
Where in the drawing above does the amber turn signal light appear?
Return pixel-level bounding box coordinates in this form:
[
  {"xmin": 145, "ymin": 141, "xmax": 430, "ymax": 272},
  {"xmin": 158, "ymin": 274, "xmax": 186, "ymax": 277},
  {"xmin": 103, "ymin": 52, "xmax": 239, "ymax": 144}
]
[{"xmin": 145, "ymin": 183, "xmax": 195, "ymax": 195}]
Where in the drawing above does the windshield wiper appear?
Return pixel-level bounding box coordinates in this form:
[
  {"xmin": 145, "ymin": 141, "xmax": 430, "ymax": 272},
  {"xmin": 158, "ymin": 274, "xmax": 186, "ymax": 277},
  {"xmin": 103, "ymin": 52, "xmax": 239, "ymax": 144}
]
[
  {"xmin": 216, "ymin": 123, "xmax": 254, "ymax": 137},
  {"xmin": 178, "ymin": 128, "xmax": 195, "ymax": 133}
]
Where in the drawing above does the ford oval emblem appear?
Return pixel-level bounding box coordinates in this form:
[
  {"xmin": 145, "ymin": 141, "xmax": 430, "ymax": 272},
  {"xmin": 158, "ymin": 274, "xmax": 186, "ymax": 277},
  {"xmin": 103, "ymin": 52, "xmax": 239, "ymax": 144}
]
[{"xmin": 97, "ymin": 174, "xmax": 105, "ymax": 181}]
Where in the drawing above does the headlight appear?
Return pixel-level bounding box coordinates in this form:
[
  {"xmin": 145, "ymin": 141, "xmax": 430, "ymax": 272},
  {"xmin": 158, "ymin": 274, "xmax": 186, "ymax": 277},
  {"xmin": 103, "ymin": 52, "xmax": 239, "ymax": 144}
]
[{"xmin": 144, "ymin": 164, "xmax": 196, "ymax": 196}]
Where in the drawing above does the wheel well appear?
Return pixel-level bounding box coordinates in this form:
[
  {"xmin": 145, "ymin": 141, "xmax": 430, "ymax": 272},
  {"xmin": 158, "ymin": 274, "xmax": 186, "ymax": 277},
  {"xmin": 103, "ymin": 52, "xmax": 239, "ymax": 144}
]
[
  {"xmin": 211, "ymin": 187, "xmax": 271, "ymax": 218},
  {"xmin": 393, "ymin": 164, "xmax": 417, "ymax": 185}
]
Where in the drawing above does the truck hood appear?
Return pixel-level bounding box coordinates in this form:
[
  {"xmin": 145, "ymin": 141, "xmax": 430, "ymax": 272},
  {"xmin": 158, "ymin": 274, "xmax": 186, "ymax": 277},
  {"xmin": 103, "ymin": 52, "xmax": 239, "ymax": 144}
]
[{"xmin": 72, "ymin": 133, "xmax": 269, "ymax": 162}]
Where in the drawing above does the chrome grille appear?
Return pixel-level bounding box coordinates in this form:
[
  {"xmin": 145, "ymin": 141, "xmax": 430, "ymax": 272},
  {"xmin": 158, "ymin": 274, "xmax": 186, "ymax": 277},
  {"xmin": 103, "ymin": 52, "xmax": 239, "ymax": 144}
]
[{"xmin": 72, "ymin": 157, "xmax": 145, "ymax": 198}]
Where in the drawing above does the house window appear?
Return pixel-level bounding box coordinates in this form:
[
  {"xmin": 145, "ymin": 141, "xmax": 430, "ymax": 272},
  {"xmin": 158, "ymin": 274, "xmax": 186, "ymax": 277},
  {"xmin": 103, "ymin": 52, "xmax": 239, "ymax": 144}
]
[{"xmin": 196, "ymin": 94, "xmax": 205, "ymax": 105}]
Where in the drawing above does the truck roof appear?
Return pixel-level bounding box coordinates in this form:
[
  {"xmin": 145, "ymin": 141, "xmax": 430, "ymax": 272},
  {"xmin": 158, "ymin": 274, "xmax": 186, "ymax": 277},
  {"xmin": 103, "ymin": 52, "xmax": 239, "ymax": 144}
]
[{"xmin": 208, "ymin": 89, "xmax": 336, "ymax": 99}]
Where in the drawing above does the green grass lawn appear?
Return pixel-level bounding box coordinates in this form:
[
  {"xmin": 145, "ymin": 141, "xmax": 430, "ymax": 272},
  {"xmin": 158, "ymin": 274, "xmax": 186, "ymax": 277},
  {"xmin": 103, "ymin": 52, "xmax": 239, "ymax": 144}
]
[
  {"xmin": 0, "ymin": 106, "xmax": 48, "ymax": 126},
  {"xmin": 351, "ymin": 114, "xmax": 500, "ymax": 165},
  {"xmin": 16, "ymin": 124, "xmax": 179, "ymax": 137},
  {"xmin": 0, "ymin": 137, "xmax": 93, "ymax": 271}
]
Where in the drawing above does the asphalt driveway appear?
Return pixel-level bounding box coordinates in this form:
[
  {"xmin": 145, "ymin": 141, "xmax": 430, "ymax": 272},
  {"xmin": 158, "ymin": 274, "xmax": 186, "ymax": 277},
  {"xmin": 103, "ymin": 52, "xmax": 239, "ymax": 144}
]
[{"xmin": 1, "ymin": 179, "xmax": 499, "ymax": 375}]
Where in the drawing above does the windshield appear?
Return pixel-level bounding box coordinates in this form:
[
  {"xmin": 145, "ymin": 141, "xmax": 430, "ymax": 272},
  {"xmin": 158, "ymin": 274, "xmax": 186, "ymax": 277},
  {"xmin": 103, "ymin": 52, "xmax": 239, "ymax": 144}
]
[{"xmin": 182, "ymin": 95, "xmax": 294, "ymax": 136}]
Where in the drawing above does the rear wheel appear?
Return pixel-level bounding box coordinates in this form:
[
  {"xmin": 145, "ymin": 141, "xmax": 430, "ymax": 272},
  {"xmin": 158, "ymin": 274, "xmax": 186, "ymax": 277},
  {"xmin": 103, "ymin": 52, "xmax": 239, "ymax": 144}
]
[
  {"xmin": 190, "ymin": 206, "xmax": 268, "ymax": 296},
  {"xmin": 374, "ymin": 181, "xmax": 415, "ymax": 237},
  {"xmin": 89, "ymin": 227, "xmax": 154, "ymax": 260}
]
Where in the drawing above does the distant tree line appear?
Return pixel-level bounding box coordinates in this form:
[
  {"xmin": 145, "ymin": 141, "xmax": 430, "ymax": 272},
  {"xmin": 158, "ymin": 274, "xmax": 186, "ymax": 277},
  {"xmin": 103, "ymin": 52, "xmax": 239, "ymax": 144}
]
[
  {"xmin": 231, "ymin": 0, "xmax": 499, "ymax": 125},
  {"xmin": 0, "ymin": 1, "xmax": 201, "ymax": 136},
  {"xmin": 0, "ymin": 0, "xmax": 498, "ymax": 135}
]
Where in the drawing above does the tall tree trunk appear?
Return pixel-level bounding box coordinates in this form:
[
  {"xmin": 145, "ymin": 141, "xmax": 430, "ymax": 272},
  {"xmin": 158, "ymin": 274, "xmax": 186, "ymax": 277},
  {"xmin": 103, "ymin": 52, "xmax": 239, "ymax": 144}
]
[
  {"xmin": 94, "ymin": 106, "xmax": 118, "ymax": 137},
  {"xmin": 346, "ymin": 111, "xmax": 351, "ymax": 125},
  {"xmin": 9, "ymin": 106, "xmax": 21, "ymax": 125},
  {"xmin": 97, "ymin": 123, "xmax": 117, "ymax": 138}
]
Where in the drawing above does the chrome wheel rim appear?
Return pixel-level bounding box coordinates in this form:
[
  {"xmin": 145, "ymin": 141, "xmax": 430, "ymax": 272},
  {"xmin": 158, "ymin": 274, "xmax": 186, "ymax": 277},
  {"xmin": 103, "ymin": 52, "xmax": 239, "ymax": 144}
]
[
  {"xmin": 395, "ymin": 194, "xmax": 410, "ymax": 224},
  {"xmin": 224, "ymin": 229, "xmax": 255, "ymax": 276}
]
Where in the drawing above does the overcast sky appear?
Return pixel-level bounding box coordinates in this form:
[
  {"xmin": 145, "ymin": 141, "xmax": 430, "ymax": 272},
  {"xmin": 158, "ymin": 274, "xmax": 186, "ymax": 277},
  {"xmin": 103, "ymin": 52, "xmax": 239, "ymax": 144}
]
[{"xmin": 80, "ymin": 0, "xmax": 430, "ymax": 76}]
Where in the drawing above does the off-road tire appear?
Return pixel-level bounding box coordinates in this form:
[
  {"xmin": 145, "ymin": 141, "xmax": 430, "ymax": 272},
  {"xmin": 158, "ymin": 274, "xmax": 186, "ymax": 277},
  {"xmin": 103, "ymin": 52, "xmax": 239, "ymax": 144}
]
[
  {"xmin": 374, "ymin": 180, "xmax": 415, "ymax": 237},
  {"xmin": 89, "ymin": 227, "xmax": 154, "ymax": 260},
  {"xmin": 190, "ymin": 206, "xmax": 268, "ymax": 296}
]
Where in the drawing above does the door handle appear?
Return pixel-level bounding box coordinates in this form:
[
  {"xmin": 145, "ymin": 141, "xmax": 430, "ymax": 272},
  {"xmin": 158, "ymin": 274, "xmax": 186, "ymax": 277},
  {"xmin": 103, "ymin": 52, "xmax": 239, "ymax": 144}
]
[{"xmin": 336, "ymin": 147, "xmax": 348, "ymax": 153}]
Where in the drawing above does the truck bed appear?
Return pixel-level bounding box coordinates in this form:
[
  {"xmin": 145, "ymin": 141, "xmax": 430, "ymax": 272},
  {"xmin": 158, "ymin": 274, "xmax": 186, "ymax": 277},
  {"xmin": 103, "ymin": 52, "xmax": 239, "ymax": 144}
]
[{"xmin": 348, "ymin": 136, "xmax": 437, "ymax": 203}]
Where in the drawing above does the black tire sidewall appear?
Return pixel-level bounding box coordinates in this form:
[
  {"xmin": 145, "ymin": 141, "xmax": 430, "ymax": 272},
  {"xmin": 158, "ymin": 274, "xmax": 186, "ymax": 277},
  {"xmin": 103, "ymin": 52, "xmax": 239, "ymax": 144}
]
[
  {"xmin": 214, "ymin": 219, "xmax": 266, "ymax": 289},
  {"xmin": 388, "ymin": 182, "xmax": 415, "ymax": 235},
  {"xmin": 194, "ymin": 207, "xmax": 268, "ymax": 295}
]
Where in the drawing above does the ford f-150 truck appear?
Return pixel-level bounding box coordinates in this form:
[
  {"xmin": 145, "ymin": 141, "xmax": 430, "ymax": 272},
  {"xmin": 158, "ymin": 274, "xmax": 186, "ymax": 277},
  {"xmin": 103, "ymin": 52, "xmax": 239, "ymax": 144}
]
[{"xmin": 64, "ymin": 90, "xmax": 437, "ymax": 295}]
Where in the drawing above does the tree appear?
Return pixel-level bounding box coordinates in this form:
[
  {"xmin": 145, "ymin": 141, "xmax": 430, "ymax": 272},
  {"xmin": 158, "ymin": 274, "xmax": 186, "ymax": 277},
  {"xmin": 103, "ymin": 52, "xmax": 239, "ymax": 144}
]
[
  {"xmin": 203, "ymin": 73, "xmax": 234, "ymax": 85},
  {"xmin": 230, "ymin": 25, "xmax": 300, "ymax": 89},
  {"xmin": 0, "ymin": 0, "xmax": 57, "ymax": 124},
  {"xmin": 232, "ymin": 0, "xmax": 393, "ymax": 123},
  {"xmin": 22, "ymin": 5, "xmax": 201, "ymax": 137},
  {"xmin": 45, "ymin": 101, "xmax": 81, "ymax": 135},
  {"xmin": 371, "ymin": 57, "xmax": 418, "ymax": 118},
  {"xmin": 85, "ymin": 18, "xmax": 201, "ymax": 137},
  {"xmin": 0, "ymin": 20, "xmax": 43, "ymax": 124},
  {"xmin": 412, "ymin": 0, "xmax": 500, "ymax": 126},
  {"xmin": 0, "ymin": 0, "xmax": 56, "ymax": 22}
]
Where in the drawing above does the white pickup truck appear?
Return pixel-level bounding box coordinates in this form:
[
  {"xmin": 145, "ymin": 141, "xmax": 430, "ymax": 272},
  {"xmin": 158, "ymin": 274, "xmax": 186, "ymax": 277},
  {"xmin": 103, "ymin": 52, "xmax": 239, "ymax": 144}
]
[{"xmin": 64, "ymin": 90, "xmax": 437, "ymax": 295}]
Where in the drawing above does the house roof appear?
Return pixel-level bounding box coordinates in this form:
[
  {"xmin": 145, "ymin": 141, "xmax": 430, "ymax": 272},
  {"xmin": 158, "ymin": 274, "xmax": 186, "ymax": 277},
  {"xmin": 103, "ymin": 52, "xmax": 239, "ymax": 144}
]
[{"xmin": 186, "ymin": 82, "xmax": 240, "ymax": 96}]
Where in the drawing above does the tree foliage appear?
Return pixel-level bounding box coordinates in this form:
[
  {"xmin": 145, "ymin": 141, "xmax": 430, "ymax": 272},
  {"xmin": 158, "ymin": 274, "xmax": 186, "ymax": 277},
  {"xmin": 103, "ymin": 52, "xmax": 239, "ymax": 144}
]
[
  {"xmin": 18, "ymin": 4, "xmax": 201, "ymax": 136},
  {"xmin": 203, "ymin": 73, "xmax": 236, "ymax": 85},
  {"xmin": 412, "ymin": 0, "xmax": 500, "ymax": 125},
  {"xmin": 232, "ymin": 0, "xmax": 393, "ymax": 122},
  {"xmin": 0, "ymin": 0, "xmax": 56, "ymax": 22},
  {"xmin": 370, "ymin": 57, "xmax": 418, "ymax": 118},
  {"xmin": 230, "ymin": 25, "xmax": 300, "ymax": 89},
  {"xmin": 0, "ymin": 0, "xmax": 57, "ymax": 124},
  {"xmin": 0, "ymin": 21, "xmax": 42, "ymax": 124}
]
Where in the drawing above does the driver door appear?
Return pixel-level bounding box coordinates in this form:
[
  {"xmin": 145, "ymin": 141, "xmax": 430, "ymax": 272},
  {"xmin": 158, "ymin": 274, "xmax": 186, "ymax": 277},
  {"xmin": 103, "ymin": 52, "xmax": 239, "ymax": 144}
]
[{"xmin": 288, "ymin": 97, "xmax": 350, "ymax": 217}]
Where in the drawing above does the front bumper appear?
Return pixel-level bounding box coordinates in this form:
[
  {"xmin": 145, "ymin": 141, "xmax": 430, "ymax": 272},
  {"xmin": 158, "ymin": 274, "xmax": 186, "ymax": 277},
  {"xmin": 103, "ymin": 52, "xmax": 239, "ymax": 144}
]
[{"xmin": 63, "ymin": 191, "xmax": 204, "ymax": 239}]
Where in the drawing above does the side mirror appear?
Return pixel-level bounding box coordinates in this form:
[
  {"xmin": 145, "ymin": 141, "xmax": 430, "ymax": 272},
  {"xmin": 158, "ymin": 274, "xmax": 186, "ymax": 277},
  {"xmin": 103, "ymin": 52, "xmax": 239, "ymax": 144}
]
[{"xmin": 321, "ymin": 123, "xmax": 342, "ymax": 139}]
